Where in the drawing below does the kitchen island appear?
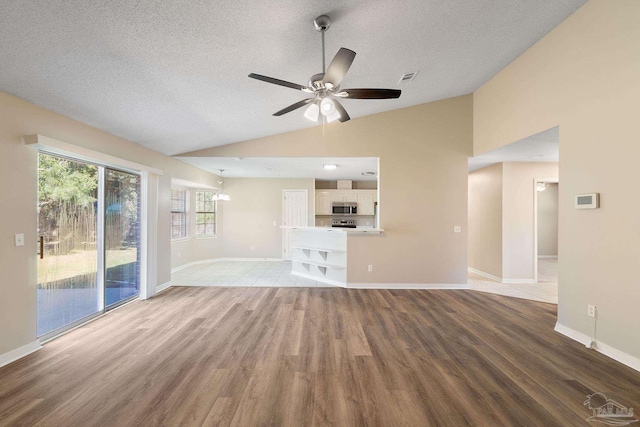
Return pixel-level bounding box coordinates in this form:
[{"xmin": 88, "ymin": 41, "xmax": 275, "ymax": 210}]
[{"xmin": 285, "ymin": 226, "xmax": 384, "ymax": 286}]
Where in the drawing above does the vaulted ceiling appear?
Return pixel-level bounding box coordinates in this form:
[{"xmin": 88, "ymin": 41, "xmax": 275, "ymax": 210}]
[{"xmin": 0, "ymin": 0, "xmax": 586, "ymax": 155}]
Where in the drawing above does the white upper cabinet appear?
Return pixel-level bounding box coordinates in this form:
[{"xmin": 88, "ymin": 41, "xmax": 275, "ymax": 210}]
[
  {"xmin": 315, "ymin": 191, "xmax": 332, "ymax": 215},
  {"xmin": 357, "ymin": 192, "xmax": 375, "ymax": 215},
  {"xmin": 315, "ymin": 190, "xmax": 377, "ymax": 216}
]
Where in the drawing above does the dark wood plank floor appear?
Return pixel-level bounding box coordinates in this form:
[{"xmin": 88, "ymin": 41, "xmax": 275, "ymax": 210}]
[{"xmin": 1, "ymin": 287, "xmax": 639, "ymax": 426}]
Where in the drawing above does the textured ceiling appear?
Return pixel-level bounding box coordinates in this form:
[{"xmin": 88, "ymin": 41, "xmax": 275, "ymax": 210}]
[
  {"xmin": 178, "ymin": 157, "xmax": 378, "ymax": 181},
  {"xmin": 468, "ymin": 127, "xmax": 559, "ymax": 172},
  {"xmin": 0, "ymin": 1, "xmax": 585, "ymax": 155}
]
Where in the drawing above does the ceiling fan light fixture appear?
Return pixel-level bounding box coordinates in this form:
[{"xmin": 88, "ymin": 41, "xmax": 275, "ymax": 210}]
[
  {"xmin": 304, "ymin": 103, "xmax": 320, "ymax": 121},
  {"xmin": 325, "ymin": 109, "xmax": 341, "ymax": 123},
  {"xmin": 320, "ymin": 98, "xmax": 336, "ymax": 116}
]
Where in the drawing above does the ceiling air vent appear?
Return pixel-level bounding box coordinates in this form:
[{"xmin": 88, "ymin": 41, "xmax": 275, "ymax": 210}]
[{"xmin": 398, "ymin": 71, "xmax": 418, "ymax": 84}]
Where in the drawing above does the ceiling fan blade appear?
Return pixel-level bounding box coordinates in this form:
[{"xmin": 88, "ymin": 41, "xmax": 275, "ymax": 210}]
[
  {"xmin": 273, "ymin": 98, "xmax": 314, "ymax": 116},
  {"xmin": 333, "ymin": 100, "xmax": 350, "ymax": 122},
  {"xmin": 339, "ymin": 88, "xmax": 401, "ymax": 99},
  {"xmin": 322, "ymin": 48, "xmax": 356, "ymax": 87},
  {"xmin": 248, "ymin": 73, "xmax": 307, "ymax": 91}
]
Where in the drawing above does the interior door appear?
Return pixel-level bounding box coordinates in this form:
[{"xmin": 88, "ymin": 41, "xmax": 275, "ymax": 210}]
[
  {"xmin": 282, "ymin": 190, "xmax": 308, "ymax": 260},
  {"xmin": 37, "ymin": 153, "xmax": 101, "ymax": 338}
]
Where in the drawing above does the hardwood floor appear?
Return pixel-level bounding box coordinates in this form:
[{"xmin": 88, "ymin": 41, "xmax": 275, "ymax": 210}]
[{"xmin": 1, "ymin": 287, "xmax": 639, "ymax": 426}]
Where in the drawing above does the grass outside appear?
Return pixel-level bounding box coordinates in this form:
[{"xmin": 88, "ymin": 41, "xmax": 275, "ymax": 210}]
[{"xmin": 38, "ymin": 248, "xmax": 137, "ymax": 287}]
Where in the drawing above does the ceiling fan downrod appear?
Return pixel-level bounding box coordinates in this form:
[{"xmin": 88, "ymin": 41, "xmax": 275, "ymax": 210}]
[{"xmin": 314, "ymin": 15, "xmax": 331, "ymax": 73}]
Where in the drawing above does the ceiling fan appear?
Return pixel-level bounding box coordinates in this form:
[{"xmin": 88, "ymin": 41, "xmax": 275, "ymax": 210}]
[{"xmin": 248, "ymin": 15, "xmax": 401, "ymax": 124}]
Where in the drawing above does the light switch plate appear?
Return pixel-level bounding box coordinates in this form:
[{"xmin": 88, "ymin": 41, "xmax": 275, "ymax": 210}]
[
  {"xmin": 453, "ymin": 226, "xmax": 462, "ymax": 233},
  {"xmin": 15, "ymin": 233, "xmax": 25, "ymax": 246}
]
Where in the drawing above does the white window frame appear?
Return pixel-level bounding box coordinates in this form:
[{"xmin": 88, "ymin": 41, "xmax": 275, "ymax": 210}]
[
  {"xmin": 195, "ymin": 191, "xmax": 217, "ymax": 237},
  {"xmin": 171, "ymin": 188, "xmax": 188, "ymax": 240}
]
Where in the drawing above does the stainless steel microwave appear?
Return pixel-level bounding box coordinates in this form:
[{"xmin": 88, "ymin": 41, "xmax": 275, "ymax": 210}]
[{"xmin": 332, "ymin": 202, "xmax": 357, "ymax": 215}]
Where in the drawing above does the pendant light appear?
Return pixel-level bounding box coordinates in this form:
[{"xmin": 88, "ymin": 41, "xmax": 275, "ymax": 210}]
[{"xmin": 217, "ymin": 169, "xmax": 230, "ymax": 201}]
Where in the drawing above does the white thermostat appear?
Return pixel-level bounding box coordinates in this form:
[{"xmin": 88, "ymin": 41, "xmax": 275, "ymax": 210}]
[{"xmin": 575, "ymin": 193, "xmax": 599, "ymax": 209}]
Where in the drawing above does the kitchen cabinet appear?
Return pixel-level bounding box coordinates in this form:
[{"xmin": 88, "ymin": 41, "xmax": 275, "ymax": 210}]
[
  {"xmin": 315, "ymin": 190, "xmax": 377, "ymax": 216},
  {"xmin": 357, "ymin": 192, "xmax": 375, "ymax": 215},
  {"xmin": 315, "ymin": 191, "xmax": 332, "ymax": 215}
]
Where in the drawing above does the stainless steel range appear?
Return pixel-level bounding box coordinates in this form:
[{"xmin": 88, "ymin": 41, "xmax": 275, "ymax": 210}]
[{"xmin": 332, "ymin": 219, "xmax": 357, "ymax": 228}]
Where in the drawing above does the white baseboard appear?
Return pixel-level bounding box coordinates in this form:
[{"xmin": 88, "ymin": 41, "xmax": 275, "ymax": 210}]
[
  {"xmin": 468, "ymin": 267, "xmax": 535, "ymax": 284},
  {"xmin": 538, "ymin": 255, "xmax": 558, "ymax": 259},
  {"xmin": 156, "ymin": 281, "xmax": 172, "ymax": 294},
  {"xmin": 347, "ymin": 283, "xmax": 469, "ymax": 290},
  {"xmin": 555, "ymin": 322, "xmax": 640, "ymax": 373},
  {"xmin": 468, "ymin": 267, "xmax": 502, "ymax": 282},
  {"xmin": 171, "ymin": 257, "xmax": 284, "ymax": 273},
  {"xmin": 502, "ymin": 278, "xmax": 536, "ymax": 284},
  {"xmin": 291, "ymin": 271, "xmax": 469, "ymax": 290},
  {"xmin": 291, "ymin": 271, "xmax": 345, "ymax": 287},
  {"xmin": 0, "ymin": 341, "xmax": 42, "ymax": 369}
]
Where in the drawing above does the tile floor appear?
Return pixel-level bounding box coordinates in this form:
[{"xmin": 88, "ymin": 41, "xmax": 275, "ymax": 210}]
[
  {"xmin": 171, "ymin": 259, "xmax": 559, "ymax": 304},
  {"xmin": 468, "ymin": 258, "xmax": 558, "ymax": 304},
  {"xmin": 171, "ymin": 260, "xmax": 327, "ymax": 288}
]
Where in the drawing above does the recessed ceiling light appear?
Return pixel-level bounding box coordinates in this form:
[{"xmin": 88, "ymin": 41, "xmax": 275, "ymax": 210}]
[
  {"xmin": 324, "ymin": 164, "xmax": 337, "ymax": 170},
  {"xmin": 362, "ymin": 171, "xmax": 376, "ymax": 176}
]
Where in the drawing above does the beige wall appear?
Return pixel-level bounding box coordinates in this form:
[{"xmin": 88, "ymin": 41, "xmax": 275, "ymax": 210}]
[
  {"xmin": 474, "ymin": 0, "xmax": 640, "ymax": 360},
  {"xmin": 468, "ymin": 163, "xmax": 503, "ymax": 278},
  {"xmin": 502, "ymin": 162, "xmax": 559, "ymax": 280},
  {"xmin": 0, "ymin": 90, "xmax": 217, "ymax": 357},
  {"xmin": 222, "ymin": 178, "xmax": 315, "ymax": 258},
  {"xmin": 179, "ymin": 95, "xmax": 473, "ymax": 284},
  {"xmin": 537, "ymin": 183, "xmax": 558, "ymax": 257}
]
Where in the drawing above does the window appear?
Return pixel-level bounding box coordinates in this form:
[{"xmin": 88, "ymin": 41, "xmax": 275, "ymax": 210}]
[
  {"xmin": 195, "ymin": 191, "xmax": 217, "ymax": 236},
  {"xmin": 171, "ymin": 188, "xmax": 187, "ymax": 239}
]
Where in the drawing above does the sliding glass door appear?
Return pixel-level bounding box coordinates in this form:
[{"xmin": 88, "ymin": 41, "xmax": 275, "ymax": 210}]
[
  {"xmin": 105, "ymin": 169, "xmax": 141, "ymax": 307},
  {"xmin": 37, "ymin": 154, "xmax": 141, "ymax": 338},
  {"xmin": 37, "ymin": 155, "xmax": 100, "ymax": 337}
]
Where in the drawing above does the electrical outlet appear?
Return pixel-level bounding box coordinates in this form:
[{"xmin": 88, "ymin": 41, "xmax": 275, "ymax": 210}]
[
  {"xmin": 587, "ymin": 305, "xmax": 596, "ymax": 318},
  {"xmin": 453, "ymin": 226, "xmax": 462, "ymax": 233},
  {"xmin": 367, "ymin": 265, "xmax": 373, "ymax": 272},
  {"xmin": 15, "ymin": 233, "xmax": 24, "ymax": 247}
]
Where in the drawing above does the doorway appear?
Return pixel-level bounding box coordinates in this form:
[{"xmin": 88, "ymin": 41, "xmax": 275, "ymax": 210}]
[
  {"xmin": 534, "ymin": 179, "xmax": 559, "ymax": 284},
  {"xmin": 37, "ymin": 153, "xmax": 141, "ymax": 339},
  {"xmin": 282, "ymin": 189, "xmax": 308, "ymax": 260}
]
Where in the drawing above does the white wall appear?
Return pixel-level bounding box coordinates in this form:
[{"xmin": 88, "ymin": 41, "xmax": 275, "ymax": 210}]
[{"xmin": 537, "ymin": 183, "xmax": 558, "ymax": 257}]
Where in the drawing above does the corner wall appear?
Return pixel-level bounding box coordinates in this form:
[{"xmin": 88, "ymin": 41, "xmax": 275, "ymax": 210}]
[{"xmin": 474, "ymin": 0, "xmax": 640, "ymax": 362}]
